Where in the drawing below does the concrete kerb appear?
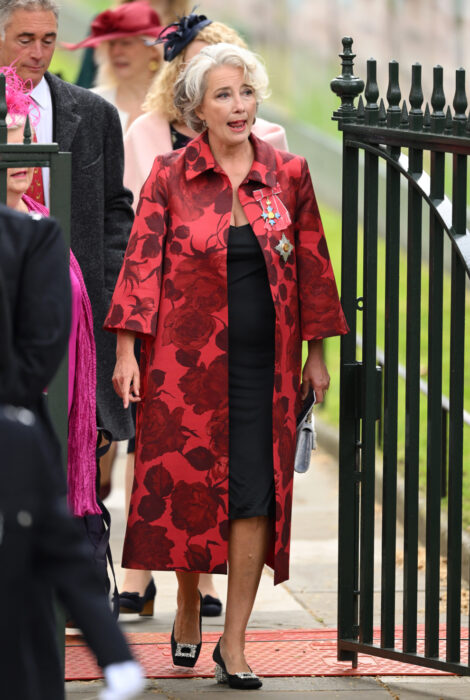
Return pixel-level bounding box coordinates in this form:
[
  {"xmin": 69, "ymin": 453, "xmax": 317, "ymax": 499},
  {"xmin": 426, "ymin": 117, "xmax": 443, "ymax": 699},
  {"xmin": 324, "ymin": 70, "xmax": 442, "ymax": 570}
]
[{"xmin": 315, "ymin": 415, "xmax": 470, "ymax": 585}]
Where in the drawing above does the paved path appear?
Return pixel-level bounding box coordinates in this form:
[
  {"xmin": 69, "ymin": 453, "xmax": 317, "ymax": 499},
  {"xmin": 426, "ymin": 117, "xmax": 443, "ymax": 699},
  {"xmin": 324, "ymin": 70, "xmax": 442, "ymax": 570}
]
[{"xmin": 66, "ymin": 431, "xmax": 470, "ymax": 698}]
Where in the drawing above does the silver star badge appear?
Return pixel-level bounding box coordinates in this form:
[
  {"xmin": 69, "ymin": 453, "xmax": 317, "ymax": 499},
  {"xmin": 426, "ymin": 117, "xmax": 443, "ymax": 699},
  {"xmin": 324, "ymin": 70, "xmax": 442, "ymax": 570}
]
[{"xmin": 275, "ymin": 233, "xmax": 294, "ymax": 262}]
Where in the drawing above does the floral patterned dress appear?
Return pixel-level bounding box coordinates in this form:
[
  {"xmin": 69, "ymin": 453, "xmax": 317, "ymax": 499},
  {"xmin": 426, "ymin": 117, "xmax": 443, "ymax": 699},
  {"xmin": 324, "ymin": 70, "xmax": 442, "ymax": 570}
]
[{"xmin": 104, "ymin": 132, "xmax": 348, "ymax": 584}]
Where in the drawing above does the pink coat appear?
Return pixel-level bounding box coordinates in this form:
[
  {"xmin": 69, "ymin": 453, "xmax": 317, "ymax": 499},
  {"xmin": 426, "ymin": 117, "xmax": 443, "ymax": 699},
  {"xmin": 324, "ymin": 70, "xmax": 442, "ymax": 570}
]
[{"xmin": 124, "ymin": 111, "xmax": 289, "ymax": 210}]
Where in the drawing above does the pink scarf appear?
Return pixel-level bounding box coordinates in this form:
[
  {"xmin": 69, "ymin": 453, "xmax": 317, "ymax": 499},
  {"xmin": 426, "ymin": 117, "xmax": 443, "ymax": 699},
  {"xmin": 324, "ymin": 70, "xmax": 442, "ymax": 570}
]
[{"xmin": 68, "ymin": 251, "xmax": 100, "ymax": 516}]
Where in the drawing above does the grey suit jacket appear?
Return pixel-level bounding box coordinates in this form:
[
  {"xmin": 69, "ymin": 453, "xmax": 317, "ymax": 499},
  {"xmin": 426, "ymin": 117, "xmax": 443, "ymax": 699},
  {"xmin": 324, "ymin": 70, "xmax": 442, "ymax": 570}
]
[{"xmin": 45, "ymin": 72, "xmax": 134, "ymax": 440}]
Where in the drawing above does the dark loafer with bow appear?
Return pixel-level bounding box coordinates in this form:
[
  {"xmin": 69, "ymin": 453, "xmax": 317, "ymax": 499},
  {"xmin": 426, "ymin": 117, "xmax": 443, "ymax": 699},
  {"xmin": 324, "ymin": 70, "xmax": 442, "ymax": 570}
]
[
  {"xmin": 201, "ymin": 593, "xmax": 223, "ymax": 617},
  {"xmin": 119, "ymin": 578, "xmax": 156, "ymax": 616}
]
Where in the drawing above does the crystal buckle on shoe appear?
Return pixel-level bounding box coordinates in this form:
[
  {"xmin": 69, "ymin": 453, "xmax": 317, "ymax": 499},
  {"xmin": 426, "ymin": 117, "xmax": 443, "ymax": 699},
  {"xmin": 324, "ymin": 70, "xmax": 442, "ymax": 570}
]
[
  {"xmin": 235, "ymin": 672, "xmax": 259, "ymax": 679},
  {"xmin": 175, "ymin": 642, "xmax": 198, "ymax": 658}
]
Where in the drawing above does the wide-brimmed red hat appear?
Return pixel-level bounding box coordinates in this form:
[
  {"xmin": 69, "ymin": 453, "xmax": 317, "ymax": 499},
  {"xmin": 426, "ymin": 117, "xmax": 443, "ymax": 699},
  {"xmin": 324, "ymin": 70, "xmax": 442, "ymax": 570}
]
[{"xmin": 62, "ymin": 2, "xmax": 162, "ymax": 50}]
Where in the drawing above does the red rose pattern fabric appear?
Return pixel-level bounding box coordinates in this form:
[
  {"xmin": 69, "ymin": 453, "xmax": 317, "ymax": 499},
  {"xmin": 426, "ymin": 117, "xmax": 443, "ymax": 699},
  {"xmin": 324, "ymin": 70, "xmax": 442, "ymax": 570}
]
[{"xmin": 105, "ymin": 132, "xmax": 348, "ymax": 584}]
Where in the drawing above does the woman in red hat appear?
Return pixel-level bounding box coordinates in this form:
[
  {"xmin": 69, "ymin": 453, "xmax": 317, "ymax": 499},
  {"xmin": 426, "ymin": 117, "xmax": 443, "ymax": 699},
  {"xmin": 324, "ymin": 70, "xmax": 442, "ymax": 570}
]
[{"xmin": 64, "ymin": 1, "xmax": 163, "ymax": 133}]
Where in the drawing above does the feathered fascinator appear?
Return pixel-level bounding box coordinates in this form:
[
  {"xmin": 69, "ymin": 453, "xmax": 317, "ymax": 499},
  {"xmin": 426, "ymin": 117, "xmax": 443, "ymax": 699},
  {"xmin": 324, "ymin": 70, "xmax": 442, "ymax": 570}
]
[
  {"xmin": 147, "ymin": 12, "xmax": 212, "ymax": 61},
  {"xmin": 0, "ymin": 65, "xmax": 40, "ymax": 128}
]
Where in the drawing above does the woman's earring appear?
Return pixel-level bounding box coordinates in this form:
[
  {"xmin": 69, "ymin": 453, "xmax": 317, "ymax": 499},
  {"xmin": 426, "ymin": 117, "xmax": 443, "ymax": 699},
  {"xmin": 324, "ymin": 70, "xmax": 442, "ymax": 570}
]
[
  {"xmin": 148, "ymin": 58, "xmax": 160, "ymax": 72},
  {"xmin": 202, "ymin": 119, "xmax": 208, "ymax": 129}
]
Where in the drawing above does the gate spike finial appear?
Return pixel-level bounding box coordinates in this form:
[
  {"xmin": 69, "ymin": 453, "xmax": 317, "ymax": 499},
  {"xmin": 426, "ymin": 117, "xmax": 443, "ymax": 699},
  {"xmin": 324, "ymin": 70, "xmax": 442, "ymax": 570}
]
[
  {"xmin": 423, "ymin": 103, "xmax": 431, "ymax": 132},
  {"xmin": 386, "ymin": 60, "xmax": 401, "ymax": 128},
  {"xmin": 378, "ymin": 98, "xmax": 387, "ymax": 126},
  {"xmin": 409, "ymin": 63, "xmax": 423, "ymax": 130},
  {"xmin": 452, "ymin": 67, "xmax": 467, "ymax": 135},
  {"xmin": 23, "ymin": 115, "xmax": 32, "ymax": 145},
  {"xmin": 431, "ymin": 65, "xmax": 446, "ymax": 133},
  {"xmin": 365, "ymin": 58, "xmax": 379, "ymax": 125},
  {"xmin": 444, "ymin": 105, "xmax": 453, "ymax": 134},
  {"xmin": 0, "ymin": 72, "xmax": 6, "ymax": 145},
  {"xmin": 330, "ymin": 37, "xmax": 365, "ymax": 123},
  {"xmin": 399, "ymin": 101, "xmax": 409, "ymax": 129},
  {"xmin": 356, "ymin": 95, "xmax": 365, "ymax": 124}
]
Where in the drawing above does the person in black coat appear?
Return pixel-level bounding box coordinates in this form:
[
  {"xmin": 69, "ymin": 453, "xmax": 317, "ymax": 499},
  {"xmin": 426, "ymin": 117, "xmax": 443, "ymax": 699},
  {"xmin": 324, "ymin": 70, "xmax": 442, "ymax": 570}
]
[{"xmin": 0, "ymin": 204, "xmax": 144, "ymax": 700}]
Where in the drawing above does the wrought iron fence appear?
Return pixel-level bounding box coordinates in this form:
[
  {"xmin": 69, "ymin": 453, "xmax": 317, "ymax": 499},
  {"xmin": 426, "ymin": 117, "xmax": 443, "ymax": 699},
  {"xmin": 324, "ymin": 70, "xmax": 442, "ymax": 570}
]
[{"xmin": 332, "ymin": 38, "xmax": 470, "ymax": 674}]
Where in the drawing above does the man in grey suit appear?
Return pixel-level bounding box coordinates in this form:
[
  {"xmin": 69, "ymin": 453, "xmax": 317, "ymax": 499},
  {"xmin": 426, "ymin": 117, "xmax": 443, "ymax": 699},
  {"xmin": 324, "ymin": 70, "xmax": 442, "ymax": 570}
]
[{"xmin": 0, "ymin": 0, "xmax": 134, "ymax": 442}]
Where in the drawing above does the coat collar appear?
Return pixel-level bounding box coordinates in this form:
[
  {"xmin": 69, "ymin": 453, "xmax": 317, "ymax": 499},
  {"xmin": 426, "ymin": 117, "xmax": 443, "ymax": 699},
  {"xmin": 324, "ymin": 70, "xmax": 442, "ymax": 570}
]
[
  {"xmin": 184, "ymin": 130, "xmax": 278, "ymax": 188},
  {"xmin": 45, "ymin": 72, "xmax": 82, "ymax": 151}
]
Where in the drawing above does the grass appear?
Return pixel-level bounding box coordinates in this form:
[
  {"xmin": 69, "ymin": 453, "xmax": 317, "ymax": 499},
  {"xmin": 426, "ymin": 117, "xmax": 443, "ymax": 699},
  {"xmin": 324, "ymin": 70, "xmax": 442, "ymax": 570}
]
[{"xmin": 310, "ymin": 200, "xmax": 470, "ymax": 527}]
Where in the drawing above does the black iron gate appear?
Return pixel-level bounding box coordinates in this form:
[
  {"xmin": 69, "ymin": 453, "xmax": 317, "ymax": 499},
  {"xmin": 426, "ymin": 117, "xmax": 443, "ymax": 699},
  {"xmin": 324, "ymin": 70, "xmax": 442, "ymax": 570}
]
[{"xmin": 331, "ymin": 38, "xmax": 470, "ymax": 674}]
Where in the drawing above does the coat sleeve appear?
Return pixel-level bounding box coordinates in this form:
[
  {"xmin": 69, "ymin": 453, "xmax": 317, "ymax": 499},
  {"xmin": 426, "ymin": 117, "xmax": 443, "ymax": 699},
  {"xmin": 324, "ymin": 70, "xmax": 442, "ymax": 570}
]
[
  {"xmin": 0, "ymin": 217, "xmax": 71, "ymax": 407},
  {"xmin": 294, "ymin": 158, "xmax": 349, "ymax": 341},
  {"xmin": 102, "ymin": 102, "xmax": 135, "ymax": 295},
  {"xmin": 104, "ymin": 157, "xmax": 168, "ymax": 339}
]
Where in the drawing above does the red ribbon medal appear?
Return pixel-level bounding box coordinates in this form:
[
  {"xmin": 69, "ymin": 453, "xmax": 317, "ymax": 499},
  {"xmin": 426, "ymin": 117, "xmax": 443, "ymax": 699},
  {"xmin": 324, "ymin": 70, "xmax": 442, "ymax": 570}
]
[{"xmin": 253, "ymin": 184, "xmax": 291, "ymax": 232}]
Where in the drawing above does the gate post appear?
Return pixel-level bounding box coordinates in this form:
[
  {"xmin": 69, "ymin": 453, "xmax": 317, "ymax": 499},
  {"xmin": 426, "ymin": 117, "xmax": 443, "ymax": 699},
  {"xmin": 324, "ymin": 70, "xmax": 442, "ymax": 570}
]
[{"xmin": 331, "ymin": 38, "xmax": 364, "ymax": 663}]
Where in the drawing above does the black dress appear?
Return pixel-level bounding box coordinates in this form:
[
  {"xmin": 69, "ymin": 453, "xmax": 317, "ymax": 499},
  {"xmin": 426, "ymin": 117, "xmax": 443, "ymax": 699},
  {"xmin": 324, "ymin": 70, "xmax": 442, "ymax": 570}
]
[{"xmin": 227, "ymin": 223, "xmax": 276, "ymax": 519}]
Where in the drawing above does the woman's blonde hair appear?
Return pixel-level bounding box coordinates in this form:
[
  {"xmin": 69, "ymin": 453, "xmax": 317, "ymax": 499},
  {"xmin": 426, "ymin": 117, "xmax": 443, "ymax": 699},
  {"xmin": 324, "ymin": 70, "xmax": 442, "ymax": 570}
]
[
  {"xmin": 143, "ymin": 21, "xmax": 247, "ymax": 122},
  {"xmin": 174, "ymin": 43, "xmax": 270, "ymax": 133}
]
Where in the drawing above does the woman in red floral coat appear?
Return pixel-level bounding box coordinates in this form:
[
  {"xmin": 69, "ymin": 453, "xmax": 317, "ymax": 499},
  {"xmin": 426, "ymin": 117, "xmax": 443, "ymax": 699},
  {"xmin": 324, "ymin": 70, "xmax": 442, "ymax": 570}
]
[{"xmin": 105, "ymin": 43, "xmax": 348, "ymax": 687}]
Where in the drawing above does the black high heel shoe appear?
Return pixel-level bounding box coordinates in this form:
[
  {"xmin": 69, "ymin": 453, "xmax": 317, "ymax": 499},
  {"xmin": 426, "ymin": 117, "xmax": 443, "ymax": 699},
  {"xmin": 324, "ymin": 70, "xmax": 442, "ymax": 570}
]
[
  {"xmin": 171, "ymin": 592, "xmax": 203, "ymax": 668},
  {"xmin": 119, "ymin": 578, "xmax": 156, "ymax": 616},
  {"xmin": 213, "ymin": 638, "xmax": 262, "ymax": 690}
]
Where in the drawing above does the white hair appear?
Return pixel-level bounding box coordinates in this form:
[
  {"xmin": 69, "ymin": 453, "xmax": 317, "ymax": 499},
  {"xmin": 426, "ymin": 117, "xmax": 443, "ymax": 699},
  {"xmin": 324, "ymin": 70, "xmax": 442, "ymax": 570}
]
[
  {"xmin": 174, "ymin": 42, "xmax": 270, "ymax": 133},
  {"xmin": 0, "ymin": 0, "xmax": 59, "ymax": 39}
]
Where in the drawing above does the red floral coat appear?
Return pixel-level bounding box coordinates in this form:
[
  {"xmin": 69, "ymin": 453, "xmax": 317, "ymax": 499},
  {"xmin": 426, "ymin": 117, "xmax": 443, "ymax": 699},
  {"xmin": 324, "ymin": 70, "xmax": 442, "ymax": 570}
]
[{"xmin": 104, "ymin": 132, "xmax": 348, "ymax": 584}]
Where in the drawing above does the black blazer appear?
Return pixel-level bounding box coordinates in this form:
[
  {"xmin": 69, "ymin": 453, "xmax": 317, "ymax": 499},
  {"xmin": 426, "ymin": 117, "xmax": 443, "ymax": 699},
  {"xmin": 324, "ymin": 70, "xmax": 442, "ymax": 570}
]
[
  {"xmin": 46, "ymin": 73, "xmax": 134, "ymax": 440},
  {"xmin": 0, "ymin": 204, "xmax": 70, "ymax": 495},
  {"xmin": 0, "ymin": 204, "xmax": 70, "ymax": 407}
]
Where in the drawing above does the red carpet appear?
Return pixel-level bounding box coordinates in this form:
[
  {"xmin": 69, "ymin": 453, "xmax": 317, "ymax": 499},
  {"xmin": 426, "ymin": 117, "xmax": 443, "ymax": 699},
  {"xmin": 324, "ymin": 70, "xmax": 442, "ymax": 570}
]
[{"xmin": 65, "ymin": 628, "xmax": 469, "ymax": 680}]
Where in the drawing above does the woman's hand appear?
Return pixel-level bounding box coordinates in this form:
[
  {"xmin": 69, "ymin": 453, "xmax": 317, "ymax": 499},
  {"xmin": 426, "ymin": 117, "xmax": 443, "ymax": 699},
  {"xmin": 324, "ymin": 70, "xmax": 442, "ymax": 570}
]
[
  {"xmin": 301, "ymin": 339, "xmax": 330, "ymax": 404},
  {"xmin": 112, "ymin": 330, "xmax": 141, "ymax": 409}
]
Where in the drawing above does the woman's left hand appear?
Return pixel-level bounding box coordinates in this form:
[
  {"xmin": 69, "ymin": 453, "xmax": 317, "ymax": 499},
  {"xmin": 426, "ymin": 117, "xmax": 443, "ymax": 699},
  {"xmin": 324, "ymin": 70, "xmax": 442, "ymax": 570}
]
[{"xmin": 301, "ymin": 339, "xmax": 330, "ymax": 404}]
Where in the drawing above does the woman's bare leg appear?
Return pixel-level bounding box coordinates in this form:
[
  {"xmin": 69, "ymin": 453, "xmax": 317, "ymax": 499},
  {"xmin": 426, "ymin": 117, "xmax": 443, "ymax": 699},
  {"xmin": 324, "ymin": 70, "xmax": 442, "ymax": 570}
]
[
  {"xmin": 174, "ymin": 572, "xmax": 201, "ymax": 644},
  {"xmin": 121, "ymin": 452, "xmax": 151, "ymax": 594},
  {"xmin": 220, "ymin": 516, "xmax": 271, "ymax": 673},
  {"xmin": 98, "ymin": 440, "xmax": 117, "ymax": 498}
]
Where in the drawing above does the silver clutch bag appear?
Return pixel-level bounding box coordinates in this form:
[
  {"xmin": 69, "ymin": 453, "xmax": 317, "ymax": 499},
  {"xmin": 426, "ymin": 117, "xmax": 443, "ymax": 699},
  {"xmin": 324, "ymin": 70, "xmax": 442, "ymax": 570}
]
[{"xmin": 294, "ymin": 389, "xmax": 317, "ymax": 474}]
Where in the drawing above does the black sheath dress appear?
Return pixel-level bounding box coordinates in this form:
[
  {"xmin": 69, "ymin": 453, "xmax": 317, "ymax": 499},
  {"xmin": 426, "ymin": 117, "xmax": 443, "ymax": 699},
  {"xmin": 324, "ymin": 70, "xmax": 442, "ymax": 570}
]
[{"xmin": 227, "ymin": 224, "xmax": 276, "ymax": 519}]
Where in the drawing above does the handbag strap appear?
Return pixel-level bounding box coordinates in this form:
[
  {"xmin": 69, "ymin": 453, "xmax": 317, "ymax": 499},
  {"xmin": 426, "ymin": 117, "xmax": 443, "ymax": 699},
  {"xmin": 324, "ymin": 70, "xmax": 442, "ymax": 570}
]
[{"xmin": 97, "ymin": 496, "xmax": 120, "ymax": 619}]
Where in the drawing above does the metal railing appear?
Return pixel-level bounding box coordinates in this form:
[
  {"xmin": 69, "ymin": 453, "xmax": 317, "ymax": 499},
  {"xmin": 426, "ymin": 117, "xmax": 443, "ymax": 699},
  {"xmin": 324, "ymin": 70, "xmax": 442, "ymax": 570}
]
[{"xmin": 358, "ymin": 337, "xmax": 470, "ymax": 497}]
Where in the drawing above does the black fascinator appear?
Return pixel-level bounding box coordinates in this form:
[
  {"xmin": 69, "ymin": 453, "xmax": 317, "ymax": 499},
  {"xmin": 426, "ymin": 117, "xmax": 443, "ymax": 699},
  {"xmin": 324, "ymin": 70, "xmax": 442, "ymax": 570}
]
[{"xmin": 147, "ymin": 12, "xmax": 212, "ymax": 62}]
